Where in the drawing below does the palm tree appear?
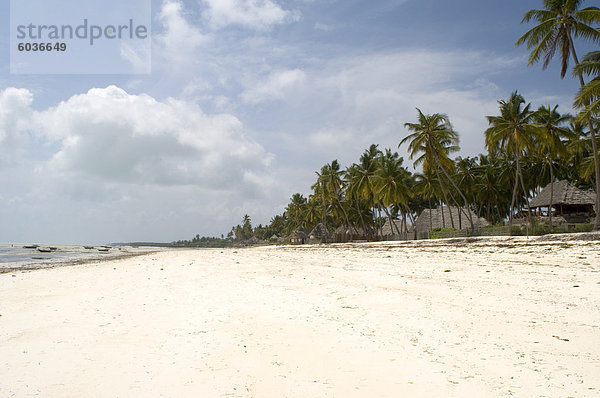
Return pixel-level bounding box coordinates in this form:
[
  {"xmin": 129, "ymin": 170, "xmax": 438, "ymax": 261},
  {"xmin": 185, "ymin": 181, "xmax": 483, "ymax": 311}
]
[
  {"xmin": 473, "ymin": 156, "xmax": 511, "ymax": 223},
  {"xmin": 455, "ymin": 156, "xmax": 479, "ymax": 229},
  {"xmin": 313, "ymin": 166, "xmax": 330, "ymax": 233},
  {"xmin": 574, "ymin": 51, "xmax": 600, "ymax": 119},
  {"xmin": 346, "ymin": 145, "xmax": 382, "ymax": 237},
  {"xmin": 485, "ymin": 92, "xmax": 540, "ymax": 227},
  {"xmin": 373, "ymin": 149, "xmax": 411, "ymax": 236},
  {"xmin": 322, "ymin": 160, "xmax": 352, "ymax": 231},
  {"xmin": 285, "ymin": 193, "xmax": 307, "ymax": 229},
  {"xmin": 414, "ymin": 170, "xmax": 440, "ymax": 233},
  {"xmin": 533, "ymin": 105, "xmax": 573, "ymax": 227},
  {"xmin": 401, "ymin": 109, "xmax": 475, "ymax": 231},
  {"xmin": 516, "ymin": 0, "xmax": 600, "ymax": 229}
]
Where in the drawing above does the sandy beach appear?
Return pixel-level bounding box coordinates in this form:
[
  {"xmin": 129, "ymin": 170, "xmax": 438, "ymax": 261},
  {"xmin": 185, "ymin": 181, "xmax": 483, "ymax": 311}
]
[{"xmin": 1, "ymin": 236, "xmax": 599, "ymax": 397}]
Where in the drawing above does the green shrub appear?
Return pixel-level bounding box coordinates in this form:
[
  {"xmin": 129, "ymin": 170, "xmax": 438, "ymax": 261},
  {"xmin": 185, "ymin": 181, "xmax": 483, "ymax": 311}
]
[
  {"xmin": 510, "ymin": 226, "xmax": 524, "ymax": 236},
  {"xmin": 571, "ymin": 223, "xmax": 593, "ymax": 233}
]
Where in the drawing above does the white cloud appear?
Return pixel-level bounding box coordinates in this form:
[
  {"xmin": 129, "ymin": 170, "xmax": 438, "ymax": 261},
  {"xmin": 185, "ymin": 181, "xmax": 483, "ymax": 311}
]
[
  {"xmin": 0, "ymin": 88, "xmax": 35, "ymax": 165},
  {"xmin": 241, "ymin": 68, "xmax": 307, "ymax": 104},
  {"xmin": 314, "ymin": 22, "xmax": 334, "ymax": 32},
  {"xmin": 0, "ymin": 86, "xmax": 280, "ymax": 243},
  {"xmin": 237, "ymin": 50, "xmax": 529, "ymax": 169},
  {"xmin": 31, "ymin": 86, "xmax": 272, "ymax": 188},
  {"xmin": 155, "ymin": 0, "xmax": 210, "ymax": 68},
  {"xmin": 201, "ymin": 0, "xmax": 300, "ymax": 31}
]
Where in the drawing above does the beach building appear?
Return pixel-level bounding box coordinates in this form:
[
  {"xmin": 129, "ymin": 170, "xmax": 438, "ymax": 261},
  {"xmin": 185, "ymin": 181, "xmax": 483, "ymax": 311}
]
[
  {"xmin": 289, "ymin": 228, "xmax": 309, "ymax": 245},
  {"xmin": 529, "ymin": 180, "xmax": 596, "ymax": 224},
  {"xmin": 413, "ymin": 206, "xmax": 489, "ymax": 239},
  {"xmin": 381, "ymin": 219, "xmax": 409, "ymax": 239},
  {"xmin": 328, "ymin": 225, "xmax": 372, "ymax": 243},
  {"xmin": 309, "ymin": 223, "xmax": 328, "ymax": 240}
]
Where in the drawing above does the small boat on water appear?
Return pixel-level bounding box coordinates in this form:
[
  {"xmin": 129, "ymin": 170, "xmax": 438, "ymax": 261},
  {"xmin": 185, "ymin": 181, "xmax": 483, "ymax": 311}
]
[
  {"xmin": 98, "ymin": 248, "xmax": 110, "ymax": 252},
  {"xmin": 84, "ymin": 246, "xmax": 95, "ymax": 250},
  {"xmin": 37, "ymin": 247, "xmax": 52, "ymax": 253},
  {"xmin": 23, "ymin": 245, "xmax": 39, "ymax": 249}
]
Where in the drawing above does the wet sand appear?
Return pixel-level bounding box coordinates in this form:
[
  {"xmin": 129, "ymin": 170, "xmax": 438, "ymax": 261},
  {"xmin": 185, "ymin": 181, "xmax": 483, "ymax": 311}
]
[{"xmin": 1, "ymin": 236, "xmax": 599, "ymax": 397}]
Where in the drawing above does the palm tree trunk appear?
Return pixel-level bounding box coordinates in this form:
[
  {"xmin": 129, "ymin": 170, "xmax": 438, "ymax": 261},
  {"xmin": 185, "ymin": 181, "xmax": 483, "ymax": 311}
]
[
  {"xmin": 445, "ymin": 182, "xmax": 473, "ymax": 232},
  {"xmin": 434, "ymin": 168, "xmax": 454, "ymax": 228},
  {"xmin": 549, "ymin": 164, "xmax": 554, "ymax": 230},
  {"xmin": 516, "ymin": 152, "xmax": 532, "ymax": 227},
  {"xmin": 354, "ymin": 196, "xmax": 367, "ymax": 234},
  {"xmin": 509, "ymin": 166, "xmax": 519, "ymax": 228},
  {"xmin": 321, "ymin": 184, "xmax": 327, "ymax": 234},
  {"xmin": 432, "ymin": 151, "xmax": 475, "ymax": 231},
  {"xmin": 568, "ymin": 34, "xmax": 600, "ymax": 230},
  {"xmin": 336, "ymin": 198, "xmax": 354, "ymax": 235},
  {"xmin": 429, "ymin": 197, "xmax": 433, "ymax": 235},
  {"xmin": 382, "ymin": 207, "xmax": 401, "ymax": 238}
]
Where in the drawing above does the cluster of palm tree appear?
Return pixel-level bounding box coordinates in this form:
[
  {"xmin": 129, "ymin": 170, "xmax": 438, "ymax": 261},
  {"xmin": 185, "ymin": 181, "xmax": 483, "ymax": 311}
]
[
  {"xmin": 281, "ymin": 148, "xmax": 415, "ymax": 238},
  {"xmin": 516, "ymin": 0, "xmax": 600, "ymax": 227},
  {"xmin": 265, "ymin": 99, "xmax": 595, "ymax": 238},
  {"xmin": 249, "ymin": 0, "xmax": 600, "ymax": 239}
]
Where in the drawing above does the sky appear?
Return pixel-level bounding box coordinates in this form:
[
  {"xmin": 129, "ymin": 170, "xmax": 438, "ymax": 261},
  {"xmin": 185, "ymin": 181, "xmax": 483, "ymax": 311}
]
[{"xmin": 0, "ymin": 0, "xmax": 595, "ymax": 244}]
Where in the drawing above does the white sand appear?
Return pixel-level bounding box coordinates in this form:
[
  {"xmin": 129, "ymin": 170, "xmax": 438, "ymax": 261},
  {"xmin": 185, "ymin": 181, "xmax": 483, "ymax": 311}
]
[{"xmin": 1, "ymin": 236, "xmax": 599, "ymax": 397}]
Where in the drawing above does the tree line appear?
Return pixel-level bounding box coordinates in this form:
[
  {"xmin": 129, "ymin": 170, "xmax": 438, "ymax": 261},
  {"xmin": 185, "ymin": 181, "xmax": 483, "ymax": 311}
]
[
  {"xmin": 184, "ymin": 1, "xmax": 600, "ymax": 244},
  {"xmin": 253, "ymin": 0, "xmax": 600, "ymax": 239}
]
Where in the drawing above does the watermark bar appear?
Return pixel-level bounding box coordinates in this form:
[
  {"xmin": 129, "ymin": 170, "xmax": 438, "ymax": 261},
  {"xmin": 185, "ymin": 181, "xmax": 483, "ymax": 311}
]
[{"xmin": 10, "ymin": 0, "xmax": 151, "ymax": 74}]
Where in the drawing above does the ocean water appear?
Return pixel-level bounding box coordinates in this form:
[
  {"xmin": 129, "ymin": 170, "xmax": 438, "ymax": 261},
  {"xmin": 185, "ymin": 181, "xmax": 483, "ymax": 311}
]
[{"xmin": 0, "ymin": 244, "xmax": 150, "ymax": 273}]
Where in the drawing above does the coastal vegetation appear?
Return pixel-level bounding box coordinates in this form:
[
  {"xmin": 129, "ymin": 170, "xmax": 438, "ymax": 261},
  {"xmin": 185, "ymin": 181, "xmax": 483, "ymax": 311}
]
[
  {"xmin": 239, "ymin": 0, "xmax": 600, "ymax": 240},
  {"xmin": 180, "ymin": 0, "xmax": 600, "ymax": 245}
]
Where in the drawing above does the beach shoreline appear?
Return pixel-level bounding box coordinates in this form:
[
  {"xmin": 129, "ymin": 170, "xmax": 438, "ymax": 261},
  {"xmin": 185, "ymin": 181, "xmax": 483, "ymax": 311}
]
[{"xmin": 1, "ymin": 235, "xmax": 599, "ymax": 397}]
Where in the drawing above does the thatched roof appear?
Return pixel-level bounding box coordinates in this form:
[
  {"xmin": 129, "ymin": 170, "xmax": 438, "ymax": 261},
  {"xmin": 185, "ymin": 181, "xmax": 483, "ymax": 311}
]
[
  {"xmin": 382, "ymin": 219, "xmax": 406, "ymax": 236},
  {"xmin": 529, "ymin": 180, "xmax": 596, "ymax": 208},
  {"xmin": 334, "ymin": 225, "xmax": 371, "ymax": 236},
  {"xmin": 290, "ymin": 228, "xmax": 309, "ymax": 239},
  {"xmin": 309, "ymin": 223, "xmax": 328, "ymax": 238},
  {"xmin": 413, "ymin": 206, "xmax": 489, "ymax": 233}
]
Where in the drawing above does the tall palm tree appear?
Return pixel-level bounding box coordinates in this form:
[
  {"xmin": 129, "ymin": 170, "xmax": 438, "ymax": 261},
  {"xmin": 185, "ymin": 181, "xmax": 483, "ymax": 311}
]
[
  {"xmin": 455, "ymin": 156, "xmax": 479, "ymax": 228},
  {"xmin": 401, "ymin": 109, "xmax": 475, "ymax": 231},
  {"xmin": 516, "ymin": 0, "xmax": 600, "ymax": 229},
  {"xmin": 574, "ymin": 51, "xmax": 600, "ymax": 118},
  {"xmin": 485, "ymin": 92, "xmax": 540, "ymax": 227},
  {"xmin": 346, "ymin": 145, "xmax": 382, "ymax": 236},
  {"xmin": 313, "ymin": 165, "xmax": 331, "ymax": 234}
]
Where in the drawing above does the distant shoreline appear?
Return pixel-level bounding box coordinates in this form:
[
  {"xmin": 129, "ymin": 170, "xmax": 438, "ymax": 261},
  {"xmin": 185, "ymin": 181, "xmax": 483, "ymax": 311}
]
[
  {"xmin": 0, "ymin": 246, "xmax": 164, "ymax": 274},
  {"xmin": 3, "ymin": 231, "xmax": 600, "ymax": 275}
]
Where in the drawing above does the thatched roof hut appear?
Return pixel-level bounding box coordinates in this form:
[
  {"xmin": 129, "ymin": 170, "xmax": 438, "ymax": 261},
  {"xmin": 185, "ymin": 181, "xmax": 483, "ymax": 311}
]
[
  {"xmin": 289, "ymin": 227, "xmax": 309, "ymax": 245},
  {"xmin": 413, "ymin": 206, "xmax": 489, "ymax": 235},
  {"xmin": 329, "ymin": 225, "xmax": 372, "ymax": 243},
  {"xmin": 309, "ymin": 223, "xmax": 328, "ymax": 239},
  {"xmin": 381, "ymin": 219, "xmax": 406, "ymax": 237},
  {"xmin": 530, "ymin": 180, "xmax": 595, "ymax": 207},
  {"xmin": 529, "ymin": 180, "xmax": 596, "ymax": 223}
]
